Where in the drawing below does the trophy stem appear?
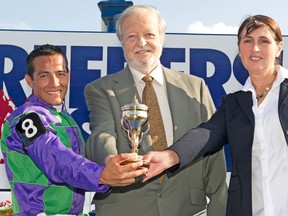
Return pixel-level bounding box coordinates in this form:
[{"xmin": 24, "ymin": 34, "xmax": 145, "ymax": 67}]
[
  {"xmin": 130, "ymin": 132, "xmax": 139, "ymax": 154},
  {"xmin": 121, "ymin": 137, "xmax": 150, "ymax": 168},
  {"xmin": 131, "ymin": 146, "xmax": 138, "ymax": 154}
]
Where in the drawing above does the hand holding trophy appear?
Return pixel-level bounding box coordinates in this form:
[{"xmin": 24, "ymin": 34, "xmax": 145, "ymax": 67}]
[{"xmin": 120, "ymin": 96, "xmax": 150, "ymax": 168}]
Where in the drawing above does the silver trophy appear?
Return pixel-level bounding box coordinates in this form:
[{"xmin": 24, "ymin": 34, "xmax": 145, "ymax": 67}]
[{"xmin": 120, "ymin": 96, "xmax": 149, "ymax": 167}]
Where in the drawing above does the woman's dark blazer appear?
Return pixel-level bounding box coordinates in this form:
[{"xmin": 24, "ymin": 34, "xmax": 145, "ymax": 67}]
[{"xmin": 170, "ymin": 79, "xmax": 288, "ymax": 216}]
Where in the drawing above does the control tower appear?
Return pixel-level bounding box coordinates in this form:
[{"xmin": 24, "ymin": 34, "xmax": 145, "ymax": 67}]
[{"xmin": 98, "ymin": 0, "xmax": 133, "ymax": 32}]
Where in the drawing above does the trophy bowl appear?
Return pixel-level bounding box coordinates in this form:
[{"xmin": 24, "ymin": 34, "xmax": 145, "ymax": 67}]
[{"xmin": 120, "ymin": 96, "xmax": 150, "ymax": 168}]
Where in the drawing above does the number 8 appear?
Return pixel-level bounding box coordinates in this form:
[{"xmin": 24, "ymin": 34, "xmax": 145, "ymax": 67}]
[{"xmin": 22, "ymin": 118, "xmax": 38, "ymax": 138}]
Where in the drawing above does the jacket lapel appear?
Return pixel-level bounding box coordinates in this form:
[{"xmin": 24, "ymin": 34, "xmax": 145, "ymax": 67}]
[
  {"xmin": 236, "ymin": 91, "xmax": 254, "ymax": 126},
  {"xmin": 113, "ymin": 66, "xmax": 140, "ymax": 106},
  {"xmin": 163, "ymin": 67, "xmax": 189, "ymax": 141},
  {"xmin": 278, "ymin": 79, "xmax": 288, "ymax": 143}
]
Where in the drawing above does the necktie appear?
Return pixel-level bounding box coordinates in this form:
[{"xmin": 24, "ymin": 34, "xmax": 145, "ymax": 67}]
[{"xmin": 142, "ymin": 75, "xmax": 168, "ymax": 151}]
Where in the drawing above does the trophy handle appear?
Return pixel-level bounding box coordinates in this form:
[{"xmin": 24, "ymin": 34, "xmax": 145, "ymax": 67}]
[
  {"xmin": 142, "ymin": 120, "xmax": 150, "ymax": 134},
  {"xmin": 121, "ymin": 118, "xmax": 130, "ymax": 133}
]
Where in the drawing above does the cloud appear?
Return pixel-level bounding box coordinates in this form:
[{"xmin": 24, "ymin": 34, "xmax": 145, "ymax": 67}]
[
  {"xmin": 0, "ymin": 22, "xmax": 32, "ymax": 30},
  {"xmin": 186, "ymin": 21, "xmax": 238, "ymax": 34}
]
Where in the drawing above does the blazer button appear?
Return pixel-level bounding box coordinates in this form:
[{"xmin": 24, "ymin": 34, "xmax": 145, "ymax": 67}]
[
  {"xmin": 157, "ymin": 193, "xmax": 163, "ymax": 199},
  {"xmin": 286, "ymin": 130, "xmax": 288, "ymax": 136}
]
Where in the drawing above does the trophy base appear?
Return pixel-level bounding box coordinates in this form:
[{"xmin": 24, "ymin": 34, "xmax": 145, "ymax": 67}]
[{"xmin": 120, "ymin": 158, "xmax": 150, "ymax": 168}]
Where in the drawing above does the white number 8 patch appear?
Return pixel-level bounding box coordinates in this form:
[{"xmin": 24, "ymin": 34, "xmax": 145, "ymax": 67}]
[
  {"xmin": 16, "ymin": 112, "xmax": 47, "ymax": 147},
  {"xmin": 22, "ymin": 118, "xmax": 38, "ymax": 138}
]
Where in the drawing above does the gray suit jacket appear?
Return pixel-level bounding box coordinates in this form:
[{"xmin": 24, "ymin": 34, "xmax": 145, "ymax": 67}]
[{"xmin": 84, "ymin": 65, "xmax": 227, "ymax": 216}]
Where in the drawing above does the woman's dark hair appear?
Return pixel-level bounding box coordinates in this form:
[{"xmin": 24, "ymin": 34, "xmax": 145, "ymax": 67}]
[
  {"xmin": 237, "ymin": 15, "xmax": 282, "ymax": 45},
  {"xmin": 237, "ymin": 15, "xmax": 282, "ymax": 64}
]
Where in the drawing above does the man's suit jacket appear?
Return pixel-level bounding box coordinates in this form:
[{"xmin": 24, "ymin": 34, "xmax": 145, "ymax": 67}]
[
  {"xmin": 170, "ymin": 75, "xmax": 288, "ymax": 216},
  {"xmin": 84, "ymin": 65, "xmax": 227, "ymax": 216}
]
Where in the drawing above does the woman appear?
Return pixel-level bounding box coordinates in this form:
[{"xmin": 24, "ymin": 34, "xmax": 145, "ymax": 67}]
[{"xmin": 144, "ymin": 15, "xmax": 288, "ymax": 216}]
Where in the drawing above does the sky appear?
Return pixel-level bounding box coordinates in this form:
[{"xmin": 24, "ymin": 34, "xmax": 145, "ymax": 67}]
[{"xmin": 1, "ymin": 0, "xmax": 288, "ymax": 35}]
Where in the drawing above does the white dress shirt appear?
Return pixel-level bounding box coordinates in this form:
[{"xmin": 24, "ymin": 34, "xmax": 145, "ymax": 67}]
[
  {"xmin": 242, "ymin": 66, "xmax": 288, "ymax": 216},
  {"xmin": 129, "ymin": 64, "xmax": 174, "ymax": 147}
]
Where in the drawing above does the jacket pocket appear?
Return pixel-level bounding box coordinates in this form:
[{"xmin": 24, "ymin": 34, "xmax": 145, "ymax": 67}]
[{"xmin": 190, "ymin": 188, "xmax": 207, "ymax": 206}]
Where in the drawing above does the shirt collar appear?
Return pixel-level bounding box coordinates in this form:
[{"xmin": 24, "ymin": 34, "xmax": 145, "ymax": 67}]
[
  {"xmin": 28, "ymin": 95, "xmax": 65, "ymax": 112},
  {"xmin": 53, "ymin": 104, "xmax": 63, "ymax": 112},
  {"xmin": 242, "ymin": 66, "xmax": 288, "ymax": 92},
  {"xmin": 129, "ymin": 64, "xmax": 164, "ymax": 86}
]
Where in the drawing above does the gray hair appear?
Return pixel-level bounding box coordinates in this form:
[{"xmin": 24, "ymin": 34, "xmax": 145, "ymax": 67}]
[{"xmin": 115, "ymin": 5, "xmax": 167, "ymax": 42}]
